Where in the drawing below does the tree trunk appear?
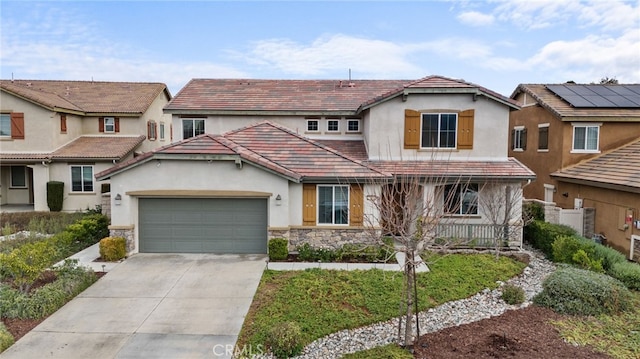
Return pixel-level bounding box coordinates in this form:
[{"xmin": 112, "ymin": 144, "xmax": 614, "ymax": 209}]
[{"xmin": 404, "ymin": 249, "xmax": 415, "ymax": 347}]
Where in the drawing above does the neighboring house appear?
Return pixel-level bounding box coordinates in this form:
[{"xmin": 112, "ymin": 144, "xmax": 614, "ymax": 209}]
[
  {"xmin": 0, "ymin": 80, "xmax": 172, "ymax": 212},
  {"xmin": 509, "ymin": 83, "xmax": 640, "ymax": 259},
  {"xmin": 97, "ymin": 76, "xmax": 534, "ymax": 255}
]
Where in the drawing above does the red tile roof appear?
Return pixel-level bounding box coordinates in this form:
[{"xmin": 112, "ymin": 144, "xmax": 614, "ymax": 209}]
[
  {"xmin": 551, "ymin": 140, "xmax": 640, "ymax": 192},
  {"xmin": 316, "ymin": 140, "xmax": 368, "ymax": 161},
  {"xmin": 52, "ymin": 136, "xmax": 146, "ymax": 160},
  {"xmin": 369, "ymin": 158, "xmax": 536, "ymax": 180},
  {"xmin": 513, "ymin": 84, "xmax": 640, "ymax": 120},
  {"xmin": 0, "ymin": 80, "xmax": 170, "ymax": 115},
  {"xmin": 165, "ymin": 75, "xmax": 518, "ymax": 114},
  {"xmin": 0, "ymin": 153, "xmax": 51, "ymax": 162}
]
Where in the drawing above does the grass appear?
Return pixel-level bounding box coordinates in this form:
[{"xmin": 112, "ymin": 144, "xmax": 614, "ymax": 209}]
[
  {"xmin": 552, "ymin": 291, "xmax": 640, "ymax": 359},
  {"xmin": 238, "ymin": 253, "xmax": 526, "ymax": 351},
  {"xmin": 341, "ymin": 344, "xmax": 413, "ymax": 359}
]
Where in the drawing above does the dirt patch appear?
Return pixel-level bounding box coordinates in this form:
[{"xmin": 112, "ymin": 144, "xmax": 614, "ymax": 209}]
[{"xmin": 413, "ymin": 305, "xmax": 610, "ymax": 359}]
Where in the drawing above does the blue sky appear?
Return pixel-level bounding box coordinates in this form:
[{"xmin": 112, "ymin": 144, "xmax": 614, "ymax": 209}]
[{"xmin": 1, "ymin": 0, "xmax": 639, "ymax": 96}]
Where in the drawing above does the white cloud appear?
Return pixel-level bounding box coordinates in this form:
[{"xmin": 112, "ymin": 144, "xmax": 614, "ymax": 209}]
[
  {"xmin": 457, "ymin": 11, "xmax": 495, "ymax": 27},
  {"xmin": 244, "ymin": 34, "xmax": 425, "ymax": 78}
]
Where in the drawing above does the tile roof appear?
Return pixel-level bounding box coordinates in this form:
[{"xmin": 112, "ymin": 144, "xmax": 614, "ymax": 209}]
[
  {"xmin": 310, "ymin": 140, "xmax": 368, "ymax": 161},
  {"xmin": 51, "ymin": 136, "xmax": 146, "ymax": 160},
  {"xmin": 551, "ymin": 140, "xmax": 640, "ymax": 192},
  {"xmin": 513, "ymin": 84, "xmax": 640, "ymax": 120},
  {"xmin": 96, "ymin": 121, "xmax": 390, "ymax": 181},
  {"xmin": 0, "ymin": 153, "xmax": 51, "ymax": 162},
  {"xmin": 368, "ymin": 158, "xmax": 536, "ymax": 180},
  {"xmin": 0, "ymin": 80, "xmax": 169, "ymax": 115},
  {"xmin": 164, "ymin": 75, "xmax": 517, "ymax": 113}
]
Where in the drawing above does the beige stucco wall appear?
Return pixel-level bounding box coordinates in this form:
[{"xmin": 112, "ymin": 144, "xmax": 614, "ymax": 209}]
[
  {"xmin": 365, "ymin": 94, "xmax": 511, "ymax": 161},
  {"xmin": 0, "ymin": 92, "xmax": 57, "ymax": 152},
  {"xmin": 46, "ymin": 162, "xmax": 113, "ymax": 212}
]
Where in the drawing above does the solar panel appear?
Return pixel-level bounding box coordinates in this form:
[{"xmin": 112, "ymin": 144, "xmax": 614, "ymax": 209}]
[{"xmin": 546, "ymin": 84, "xmax": 640, "ymax": 108}]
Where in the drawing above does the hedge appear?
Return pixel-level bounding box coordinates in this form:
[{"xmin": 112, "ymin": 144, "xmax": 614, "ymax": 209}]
[
  {"xmin": 524, "ymin": 220, "xmax": 577, "ymax": 258},
  {"xmin": 46, "ymin": 181, "xmax": 64, "ymax": 212}
]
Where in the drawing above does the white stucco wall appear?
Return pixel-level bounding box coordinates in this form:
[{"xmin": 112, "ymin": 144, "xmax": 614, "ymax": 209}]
[{"xmin": 364, "ymin": 94, "xmax": 511, "ymax": 161}]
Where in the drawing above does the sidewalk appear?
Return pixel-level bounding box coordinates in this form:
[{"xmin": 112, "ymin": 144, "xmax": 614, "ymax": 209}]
[
  {"xmin": 54, "ymin": 243, "xmax": 122, "ymax": 273},
  {"xmin": 266, "ymin": 251, "xmax": 429, "ymax": 272}
]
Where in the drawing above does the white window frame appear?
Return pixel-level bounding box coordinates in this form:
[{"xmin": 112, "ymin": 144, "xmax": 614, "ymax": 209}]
[
  {"xmin": 159, "ymin": 122, "xmax": 165, "ymax": 141},
  {"xmin": 420, "ymin": 113, "xmax": 458, "ymax": 149},
  {"xmin": 571, "ymin": 122, "xmax": 601, "ymax": 153},
  {"xmin": 513, "ymin": 126, "xmax": 525, "ymax": 151},
  {"xmin": 444, "ymin": 183, "xmax": 479, "ymax": 215},
  {"xmin": 182, "ymin": 118, "xmax": 205, "ymax": 139},
  {"xmin": 306, "ymin": 119, "xmax": 319, "ymax": 132},
  {"xmin": 70, "ymin": 165, "xmax": 94, "ymax": 193},
  {"xmin": 0, "ymin": 113, "xmax": 11, "ymax": 137},
  {"xmin": 10, "ymin": 166, "xmax": 27, "ymax": 188},
  {"xmin": 346, "ymin": 119, "xmax": 360, "ymax": 133},
  {"xmin": 104, "ymin": 117, "xmax": 116, "ymax": 133},
  {"xmin": 317, "ymin": 185, "xmax": 350, "ymax": 225},
  {"xmin": 326, "ymin": 119, "xmax": 340, "ymax": 132}
]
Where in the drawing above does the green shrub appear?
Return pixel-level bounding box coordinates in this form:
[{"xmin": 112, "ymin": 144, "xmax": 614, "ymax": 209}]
[
  {"xmin": 572, "ymin": 249, "xmax": 604, "ymax": 273},
  {"xmin": 64, "ymin": 214, "xmax": 109, "ymax": 246},
  {"xmin": 592, "ymin": 244, "xmax": 627, "ymax": 273},
  {"xmin": 0, "ymin": 264, "xmax": 97, "ymax": 319},
  {"xmin": 523, "ymin": 201, "xmax": 545, "ymax": 221},
  {"xmin": 0, "ymin": 321, "xmax": 14, "ymax": 353},
  {"xmin": 268, "ymin": 238, "xmax": 289, "ymax": 261},
  {"xmin": 533, "ymin": 266, "xmax": 633, "ymax": 316},
  {"xmin": 46, "ymin": 181, "xmax": 64, "ymax": 212},
  {"xmin": 552, "ymin": 235, "xmax": 584, "ymax": 263},
  {"xmin": 610, "ymin": 261, "xmax": 640, "ymax": 290},
  {"xmin": 524, "ymin": 220, "xmax": 577, "ymax": 258},
  {"xmin": 297, "ymin": 243, "xmax": 315, "ymax": 262},
  {"xmin": 0, "ymin": 240, "xmax": 58, "ymax": 293},
  {"xmin": 99, "ymin": 237, "xmax": 127, "ymax": 261},
  {"xmin": 501, "ymin": 283, "xmax": 526, "ymax": 305},
  {"xmin": 267, "ymin": 321, "xmax": 303, "ymax": 359}
]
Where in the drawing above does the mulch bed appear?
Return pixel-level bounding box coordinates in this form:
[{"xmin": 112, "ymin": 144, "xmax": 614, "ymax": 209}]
[{"xmin": 413, "ymin": 305, "xmax": 611, "ymax": 359}]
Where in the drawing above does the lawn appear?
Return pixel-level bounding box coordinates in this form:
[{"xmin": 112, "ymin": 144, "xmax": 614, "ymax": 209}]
[{"xmin": 237, "ymin": 253, "xmax": 527, "ymax": 352}]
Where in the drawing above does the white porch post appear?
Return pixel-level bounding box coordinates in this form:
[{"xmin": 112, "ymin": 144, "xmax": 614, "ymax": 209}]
[{"xmin": 30, "ymin": 163, "xmax": 50, "ymax": 211}]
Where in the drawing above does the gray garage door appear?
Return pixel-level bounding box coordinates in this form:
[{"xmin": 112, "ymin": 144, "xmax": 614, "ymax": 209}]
[{"xmin": 139, "ymin": 198, "xmax": 267, "ymax": 253}]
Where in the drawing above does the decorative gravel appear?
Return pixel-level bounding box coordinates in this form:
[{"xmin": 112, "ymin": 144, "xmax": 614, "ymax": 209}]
[{"xmin": 250, "ymin": 248, "xmax": 556, "ymax": 359}]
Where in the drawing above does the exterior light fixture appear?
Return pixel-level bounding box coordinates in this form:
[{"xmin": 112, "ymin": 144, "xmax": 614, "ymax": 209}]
[
  {"xmin": 115, "ymin": 193, "xmax": 122, "ymax": 206},
  {"xmin": 275, "ymin": 194, "xmax": 282, "ymax": 206}
]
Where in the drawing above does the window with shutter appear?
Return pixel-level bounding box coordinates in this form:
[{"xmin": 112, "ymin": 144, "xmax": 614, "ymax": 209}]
[
  {"xmin": 60, "ymin": 114, "xmax": 67, "ymax": 133},
  {"xmin": 404, "ymin": 109, "xmax": 420, "ymax": 149},
  {"xmin": 147, "ymin": 120, "xmax": 157, "ymax": 140},
  {"xmin": 99, "ymin": 117, "xmax": 104, "ymax": 132}
]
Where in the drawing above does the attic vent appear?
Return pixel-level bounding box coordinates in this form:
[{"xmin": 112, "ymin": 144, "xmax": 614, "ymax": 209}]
[{"xmin": 348, "ymin": 82, "xmax": 355, "ymax": 87}]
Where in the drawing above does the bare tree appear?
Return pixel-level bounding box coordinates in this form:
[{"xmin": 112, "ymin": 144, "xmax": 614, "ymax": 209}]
[
  {"xmin": 363, "ymin": 161, "xmax": 473, "ymax": 348},
  {"xmin": 479, "ymin": 181, "xmax": 527, "ymax": 258}
]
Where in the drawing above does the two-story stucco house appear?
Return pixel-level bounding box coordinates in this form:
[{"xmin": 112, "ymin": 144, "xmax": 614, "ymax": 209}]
[
  {"xmin": 97, "ymin": 76, "xmax": 534, "ymax": 254},
  {"xmin": 0, "ymin": 80, "xmax": 172, "ymax": 212},
  {"xmin": 509, "ymin": 83, "xmax": 640, "ymax": 259}
]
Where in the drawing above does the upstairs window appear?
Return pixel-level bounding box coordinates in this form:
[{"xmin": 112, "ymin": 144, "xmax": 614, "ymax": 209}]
[
  {"xmin": 444, "ymin": 183, "xmax": 478, "ymax": 215},
  {"xmin": 572, "ymin": 124, "xmax": 599, "ymax": 152},
  {"xmin": 306, "ymin": 119, "xmax": 319, "ymax": 132},
  {"xmin": 347, "ymin": 119, "xmax": 360, "ymax": 132},
  {"xmin": 147, "ymin": 120, "xmax": 157, "ymax": 140},
  {"xmin": 512, "ymin": 127, "xmax": 527, "ymax": 151},
  {"xmin": 421, "ymin": 113, "xmax": 457, "ymax": 148},
  {"xmin": 0, "ymin": 112, "xmax": 25, "ymax": 139},
  {"xmin": 0, "ymin": 114, "xmax": 10, "ymax": 137},
  {"xmin": 182, "ymin": 119, "xmax": 205, "ymax": 139},
  {"xmin": 71, "ymin": 165, "xmax": 93, "ymax": 192},
  {"xmin": 538, "ymin": 124, "xmax": 549, "ymax": 151},
  {"xmin": 104, "ymin": 117, "xmax": 116, "ymax": 132},
  {"xmin": 327, "ymin": 119, "xmax": 339, "ymax": 132},
  {"xmin": 159, "ymin": 122, "xmax": 165, "ymax": 140},
  {"xmin": 60, "ymin": 114, "xmax": 67, "ymax": 133}
]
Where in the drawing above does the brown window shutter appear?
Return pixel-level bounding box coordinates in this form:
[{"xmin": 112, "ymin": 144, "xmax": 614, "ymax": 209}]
[
  {"xmin": 404, "ymin": 109, "xmax": 420, "ymax": 149},
  {"xmin": 349, "ymin": 184, "xmax": 364, "ymax": 226},
  {"xmin": 10, "ymin": 112, "xmax": 25, "ymax": 139},
  {"xmin": 60, "ymin": 114, "xmax": 67, "ymax": 133},
  {"xmin": 147, "ymin": 121, "xmax": 152, "ymax": 139},
  {"xmin": 302, "ymin": 184, "xmax": 316, "ymax": 226},
  {"xmin": 457, "ymin": 109, "xmax": 474, "ymax": 149},
  {"xmin": 99, "ymin": 117, "xmax": 104, "ymax": 132},
  {"xmin": 522, "ymin": 128, "xmax": 527, "ymax": 150},
  {"xmin": 115, "ymin": 118, "xmax": 120, "ymax": 133}
]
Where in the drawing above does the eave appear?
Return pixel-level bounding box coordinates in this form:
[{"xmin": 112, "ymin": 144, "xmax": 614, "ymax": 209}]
[
  {"xmin": 165, "ymin": 109, "xmax": 358, "ymax": 117},
  {"xmin": 551, "ymin": 175, "xmax": 640, "ymax": 194}
]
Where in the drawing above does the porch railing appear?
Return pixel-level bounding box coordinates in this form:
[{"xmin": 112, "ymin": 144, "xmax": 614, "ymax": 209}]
[{"xmin": 434, "ymin": 223, "xmax": 511, "ymax": 248}]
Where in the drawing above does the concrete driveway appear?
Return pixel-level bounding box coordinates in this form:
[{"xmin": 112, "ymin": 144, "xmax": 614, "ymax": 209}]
[{"xmin": 1, "ymin": 253, "xmax": 267, "ymax": 359}]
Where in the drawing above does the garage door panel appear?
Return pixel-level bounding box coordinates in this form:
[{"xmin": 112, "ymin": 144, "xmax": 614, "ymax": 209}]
[{"xmin": 139, "ymin": 198, "xmax": 267, "ymax": 254}]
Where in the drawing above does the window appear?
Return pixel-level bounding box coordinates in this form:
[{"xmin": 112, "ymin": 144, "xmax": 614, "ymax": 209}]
[
  {"xmin": 444, "ymin": 183, "xmax": 478, "ymax": 215},
  {"xmin": 0, "ymin": 114, "xmax": 10, "ymax": 137},
  {"xmin": 318, "ymin": 185, "xmax": 349, "ymax": 225},
  {"xmin": 147, "ymin": 120, "xmax": 157, "ymax": 140},
  {"xmin": 182, "ymin": 119, "xmax": 205, "ymax": 139},
  {"xmin": 512, "ymin": 127, "xmax": 527, "ymax": 150},
  {"xmin": 573, "ymin": 124, "xmax": 599, "ymax": 151},
  {"xmin": 538, "ymin": 124, "xmax": 549, "ymax": 150},
  {"xmin": 421, "ymin": 113, "xmax": 457, "ymax": 148},
  {"xmin": 159, "ymin": 122, "xmax": 165, "ymax": 140},
  {"xmin": 307, "ymin": 119, "xmax": 319, "ymax": 132},
  {"xmin": 104, "ymin": 117, "xmax": 115, "ymax": 133},
  {"xmin": 327, "ymin": 119, "xmax": 339, "ymax": 132},
  {"xmin": 347, "ymin": 119, "xmax": 360, "ymax": 132},
  {"xmin": 71, "ymin": 166, "xmax": 93, "ymax": 192},
  {"xmin": 10, "ymin": 166, "xmax": 26, "ymax": 188}
]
